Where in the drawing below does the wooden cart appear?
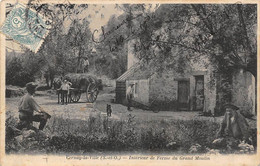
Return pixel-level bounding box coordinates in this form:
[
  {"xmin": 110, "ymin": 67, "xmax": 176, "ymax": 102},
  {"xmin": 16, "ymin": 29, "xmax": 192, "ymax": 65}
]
[{"xmin": 58, "ymin": 73, "xmax": 100, "ymax": 103}]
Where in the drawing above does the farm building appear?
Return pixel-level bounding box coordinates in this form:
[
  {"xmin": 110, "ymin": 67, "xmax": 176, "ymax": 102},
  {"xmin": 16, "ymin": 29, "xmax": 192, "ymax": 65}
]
[{"xmin": 115, "ymin": 39, "xmax": 256, "ymax": 115}]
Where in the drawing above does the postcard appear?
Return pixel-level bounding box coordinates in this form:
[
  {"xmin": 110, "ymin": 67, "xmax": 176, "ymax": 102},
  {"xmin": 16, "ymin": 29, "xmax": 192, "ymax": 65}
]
[{"xmin": 0, "ymin": 0, "xmax": 259, "ymax": 165}]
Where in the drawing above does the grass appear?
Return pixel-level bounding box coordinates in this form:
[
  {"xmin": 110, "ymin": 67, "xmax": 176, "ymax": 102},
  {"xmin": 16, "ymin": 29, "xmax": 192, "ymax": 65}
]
[{"xmin": 5, "ymin": 111, "xmax": 220, "ymax": 154}]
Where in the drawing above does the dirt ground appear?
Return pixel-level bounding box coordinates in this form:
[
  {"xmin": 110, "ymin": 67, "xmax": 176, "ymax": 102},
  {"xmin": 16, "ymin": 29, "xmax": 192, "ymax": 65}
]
[
  {"xmin": 5, "ymin": 86, "xmax": 220, "ymax": 121},
  {"xmin": 5, "ymin": 86, "xmax": 256, "ymax": 128}
]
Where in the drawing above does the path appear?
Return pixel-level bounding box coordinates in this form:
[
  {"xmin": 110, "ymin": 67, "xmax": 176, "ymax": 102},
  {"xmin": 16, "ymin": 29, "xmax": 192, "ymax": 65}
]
[{"xmin": 6, "ymin": 86, "xmax": 224, "ymax": 124}]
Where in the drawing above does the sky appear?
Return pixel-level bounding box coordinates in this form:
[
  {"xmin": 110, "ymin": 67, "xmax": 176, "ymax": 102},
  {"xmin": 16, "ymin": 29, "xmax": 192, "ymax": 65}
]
[
  {"xmin": 5, "ymin": 4, "xmax": 159, "ymax": 53},
  {"xmin": 86, "ymin": 4, "xmax": 122, "ymax": 32},
  {"xmin": 5, "ymin": 4, "xmax": 122, "ymax": 53}
]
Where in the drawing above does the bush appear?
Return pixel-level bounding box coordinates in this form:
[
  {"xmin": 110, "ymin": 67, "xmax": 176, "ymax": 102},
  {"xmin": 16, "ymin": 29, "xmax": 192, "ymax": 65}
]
[
  {"xmin": 5, "ymin": 112, "xmax": 222, "ymax": 154},
  {"xmin": 6, "ymin": 57, "xmax": 34, "ymax": 87}
]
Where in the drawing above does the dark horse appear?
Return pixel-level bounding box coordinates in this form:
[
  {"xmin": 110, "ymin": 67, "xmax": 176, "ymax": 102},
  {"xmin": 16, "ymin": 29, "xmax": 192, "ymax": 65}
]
[{"xmin": 53, "ymin": 77, "xmax": 62, "ymax": 90}]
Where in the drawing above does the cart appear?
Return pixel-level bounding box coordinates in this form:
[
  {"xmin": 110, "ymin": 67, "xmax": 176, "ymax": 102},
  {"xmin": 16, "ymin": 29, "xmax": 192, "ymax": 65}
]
[{"xmin": 57, "ymin": 73, "xmax": 100, "ymax": 103}]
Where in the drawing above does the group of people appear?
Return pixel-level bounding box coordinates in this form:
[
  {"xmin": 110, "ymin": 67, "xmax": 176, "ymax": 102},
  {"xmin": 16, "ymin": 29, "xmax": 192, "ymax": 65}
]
[
  {"xmin": 58, "ymin": 79, "xmax": 72, "ymax": 105},
  {"xmin": 16, "ymin": 81, "xmax": 255, "ymax": 151}
]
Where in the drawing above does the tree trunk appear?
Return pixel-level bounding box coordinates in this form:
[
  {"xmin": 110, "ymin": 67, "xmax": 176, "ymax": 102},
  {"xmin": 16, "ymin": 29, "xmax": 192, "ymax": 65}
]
[
  {"xmin": 76, "ymin": 48, "xmax": 82, "ymax": 73},
  {"xmin": 45, "ymin": 76, "xmax": 50, "ymax": 87},
  {"xmin": 50, "ymin": 76, "xmax": 54, "ymax": 88}
]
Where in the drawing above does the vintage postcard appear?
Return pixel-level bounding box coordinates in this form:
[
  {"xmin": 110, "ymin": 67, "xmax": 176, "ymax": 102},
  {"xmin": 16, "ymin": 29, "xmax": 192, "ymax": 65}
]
[{"xmin": 0, "ymin": 0, "xmax": 259, "ymax": 165}]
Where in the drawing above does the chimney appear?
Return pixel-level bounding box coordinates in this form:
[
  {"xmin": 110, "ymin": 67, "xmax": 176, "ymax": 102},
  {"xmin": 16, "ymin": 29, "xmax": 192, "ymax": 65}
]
[{"xmin": 127, "ymin": 39, "xmax": 139, "ymax": 69}]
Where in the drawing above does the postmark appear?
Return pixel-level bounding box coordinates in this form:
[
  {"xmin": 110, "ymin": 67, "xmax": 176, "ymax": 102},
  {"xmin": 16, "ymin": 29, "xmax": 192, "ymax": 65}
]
[{"xmin": 0, "ymin": 3, "xmax": 50, "ymax": 53}]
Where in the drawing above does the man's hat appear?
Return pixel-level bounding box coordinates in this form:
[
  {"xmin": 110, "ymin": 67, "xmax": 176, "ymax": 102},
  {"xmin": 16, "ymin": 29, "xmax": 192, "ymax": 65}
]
[
  {"xmin": 223, "ymin": 103, "xmax": 239, "ymax": 110},
  {"xmin": 26, "ymin": 82, "xmax": 38, "ymax": 91}
]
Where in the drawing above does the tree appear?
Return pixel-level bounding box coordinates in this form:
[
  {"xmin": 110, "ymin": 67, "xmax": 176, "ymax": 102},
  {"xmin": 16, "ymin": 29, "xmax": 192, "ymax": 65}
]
[
  {"xmin": 6, "ymin": 56, "xmax": 35, "ymax": 87},
  {"xmin": 66, "ymin": 18, "xmax": 92, "ymax": 73},
  {"xmin": 6, "ymin": 3, "xmax": 92, "ymax": 87},
  {"xmin": 130, "ymin": 4, "xmax": 257, "ymax": 78},
  {"xmin": 93, "ymin": 13, "xmax": 130, "ymax": 78},
  {"xmin": 108, "ymin": 4, "xmax": 257, "ymax": 113}
]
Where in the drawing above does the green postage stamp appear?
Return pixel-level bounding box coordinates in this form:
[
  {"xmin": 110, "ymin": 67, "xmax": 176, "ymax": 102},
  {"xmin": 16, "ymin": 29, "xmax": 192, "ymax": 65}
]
[{"xmin": 0, "ymin": 3, "xmax": 50, "ymax": 53}]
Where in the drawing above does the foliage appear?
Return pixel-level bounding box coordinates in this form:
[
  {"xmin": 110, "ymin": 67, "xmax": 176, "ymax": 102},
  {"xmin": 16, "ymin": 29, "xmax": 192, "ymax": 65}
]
[
  {"xmin": 108, "ymin": 4, "xmax": 257, "ymax": 110},
  {"xmin": 6, "ymin": 112, "xmax": 222, "ymax": 154},
  {"xmin": 6, "ymin": 56, "xmax": 35, "ymax": 87},
  {"xmin": 6, "ymin": 4, "xmax": 257, "ymax": 84},
  {"xmin": 25, "ymin": 3, "xmax": 126, "ymax": 80},
  {"xmin": 111, "ymin": 4, "xmax": 257, "ymax": 78},
  {"xmin": 6, "ymin": 4, "xmax": 93, "ymax": 87},
  {"xmin": 93, "ymin": 14, "xmax": 129, "ymax": 79}
]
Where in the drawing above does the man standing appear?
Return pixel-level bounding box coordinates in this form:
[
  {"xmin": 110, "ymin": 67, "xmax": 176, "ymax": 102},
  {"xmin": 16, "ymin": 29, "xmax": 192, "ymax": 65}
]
[
  {"xmin": 16, "ymin": 82, "xmax": 50, "ymax": 131},
  {"xmin": 59, "ymin": 79, "xmax": 72, "ymax": 105},
  {"xmin": 83, "ymin": 57, "xmax": 90, "ymax": 73},
  {"xmin": 126, "ymin": 83, "xmax": 134, "ymax": 111}
]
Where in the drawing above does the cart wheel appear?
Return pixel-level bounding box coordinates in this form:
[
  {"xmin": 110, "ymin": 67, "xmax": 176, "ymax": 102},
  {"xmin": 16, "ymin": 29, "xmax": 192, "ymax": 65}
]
[
  {"xmin": 70, "ymin": 91, "xmax": 81, "ymax": 103},
  {"xmin": 86, "ymin": 83, "xmax": 99, "ymax": 103}
]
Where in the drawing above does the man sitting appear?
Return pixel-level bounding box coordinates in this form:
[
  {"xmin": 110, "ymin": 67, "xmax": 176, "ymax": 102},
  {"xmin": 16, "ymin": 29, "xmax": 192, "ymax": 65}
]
[
  {"xmin": 217, "ymin": 103, "xmax": 250, "ymax": 139},
  {"xmin": 214, "ymin": 103, "xmax": 251, "ymax": 149},
  {"xmin": 16, "ymin": 82, "xmax": 51, "ymax": 131}
]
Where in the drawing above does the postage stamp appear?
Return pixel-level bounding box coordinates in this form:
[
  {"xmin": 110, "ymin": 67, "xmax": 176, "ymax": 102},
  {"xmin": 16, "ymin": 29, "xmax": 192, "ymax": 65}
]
[{"xmin": 0, "ymin": 3, "xmax": 50, "ymax": 53}]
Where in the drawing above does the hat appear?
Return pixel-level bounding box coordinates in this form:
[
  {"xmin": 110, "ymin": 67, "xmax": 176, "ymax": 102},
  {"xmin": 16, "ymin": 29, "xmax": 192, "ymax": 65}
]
[
  {"xmin": 223, "ymin": 103, "xmax": 239, "ymax": 110},
  {"xmin": 26, "ymin": 82, "xmax": 38, "ymax": 90}
]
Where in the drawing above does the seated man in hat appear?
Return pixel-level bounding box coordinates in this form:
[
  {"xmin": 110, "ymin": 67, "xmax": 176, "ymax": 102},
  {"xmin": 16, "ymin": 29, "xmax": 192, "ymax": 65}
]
[
  {"xmin": 217, "ymin": 103, "xmax": 250, "ymax": 139},
  {"xmin": 16, "ymin": 82, "xmax": 51, "ymax": 131},
  {"xmin": 214, "ymin": 103, "xmax": 250, "ymax": 149}
]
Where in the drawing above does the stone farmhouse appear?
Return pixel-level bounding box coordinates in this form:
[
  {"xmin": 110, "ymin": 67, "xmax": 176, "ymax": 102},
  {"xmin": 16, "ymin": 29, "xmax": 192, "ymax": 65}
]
[{"xmin": 115, "ymin": 38, "xmax": 255, "ymax": 115}]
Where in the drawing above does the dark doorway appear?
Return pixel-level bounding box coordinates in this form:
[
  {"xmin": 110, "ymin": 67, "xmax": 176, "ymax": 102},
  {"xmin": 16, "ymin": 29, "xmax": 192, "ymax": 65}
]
[
  {"xmin": 195, "ymin": 75, "xmax": 204, "ymax": 111},
  {"xmin": 178, "ymin": 80, "xmax": 190, "ymax": 111}
]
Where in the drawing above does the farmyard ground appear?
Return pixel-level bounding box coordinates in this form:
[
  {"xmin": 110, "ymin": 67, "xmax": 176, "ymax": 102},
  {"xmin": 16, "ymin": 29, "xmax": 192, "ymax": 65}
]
[{"xmin": 5, "ymin": 86, "xmax": 256, "ymax": 154}]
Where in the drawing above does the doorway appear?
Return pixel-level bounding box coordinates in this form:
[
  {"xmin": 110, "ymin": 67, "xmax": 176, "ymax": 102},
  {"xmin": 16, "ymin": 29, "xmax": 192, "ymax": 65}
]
[
  {"xmin": 194, "ymin": 75, "xmax": 204, "ymax": 111},
  {"xmin": 177, "ymin": 80, "xmax": 190, "ymax": 111}
]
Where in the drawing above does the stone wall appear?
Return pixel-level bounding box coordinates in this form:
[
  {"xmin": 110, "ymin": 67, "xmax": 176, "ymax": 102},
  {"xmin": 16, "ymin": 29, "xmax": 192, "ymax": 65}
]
[
  {"xmin": 232, "ymin": 69, "xmax": 256, "ymax": 115},
  {"xmin": 148, "ymin": 54, "xmax": 216, "ymax": 113},
  {"xmin": 149, "ymin": 71, "xmax": 178, "ymax": 110},
  {"xmin": 126, "ymin": 79, "xmax": 149, "ymax": 105}
]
